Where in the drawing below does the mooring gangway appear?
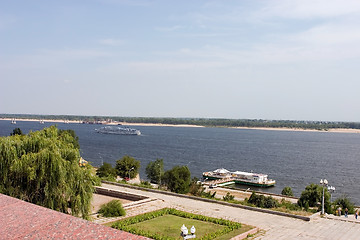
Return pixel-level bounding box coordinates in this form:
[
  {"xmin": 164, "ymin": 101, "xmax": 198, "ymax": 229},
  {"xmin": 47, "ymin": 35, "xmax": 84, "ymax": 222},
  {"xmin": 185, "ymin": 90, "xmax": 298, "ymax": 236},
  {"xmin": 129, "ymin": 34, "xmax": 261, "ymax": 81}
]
[{"xmin": 203, "ymin": 177, "xmax": 235, "ymax": 187}]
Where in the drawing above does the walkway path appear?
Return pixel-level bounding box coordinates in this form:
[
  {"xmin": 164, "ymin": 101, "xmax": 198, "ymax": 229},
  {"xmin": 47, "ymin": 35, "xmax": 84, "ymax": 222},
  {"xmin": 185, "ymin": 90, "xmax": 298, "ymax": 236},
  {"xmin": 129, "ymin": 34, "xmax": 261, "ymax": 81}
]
[{"xmin": 100, "ymin": 183, "xmax": 360, "ymax": 239}]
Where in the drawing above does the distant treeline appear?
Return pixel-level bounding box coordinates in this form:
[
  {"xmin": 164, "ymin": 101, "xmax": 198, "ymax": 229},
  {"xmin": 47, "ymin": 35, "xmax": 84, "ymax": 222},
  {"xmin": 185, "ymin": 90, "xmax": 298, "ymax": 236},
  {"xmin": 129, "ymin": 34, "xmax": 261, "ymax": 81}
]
[{"xmin": 1, "ymin": 114, "xmax": 360, "ymax": 130}]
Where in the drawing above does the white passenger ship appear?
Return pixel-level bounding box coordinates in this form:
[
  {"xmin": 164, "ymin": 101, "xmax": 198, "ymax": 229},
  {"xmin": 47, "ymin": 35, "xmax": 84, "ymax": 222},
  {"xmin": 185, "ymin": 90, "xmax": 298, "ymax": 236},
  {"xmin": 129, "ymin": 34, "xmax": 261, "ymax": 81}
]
[
  {"xmin": 95, "ymin": 126, "xmax": 141, "ymax": 136},
  {"xmin": 203, "ymin": 168, "xmax": 276, "ymax": 187}
]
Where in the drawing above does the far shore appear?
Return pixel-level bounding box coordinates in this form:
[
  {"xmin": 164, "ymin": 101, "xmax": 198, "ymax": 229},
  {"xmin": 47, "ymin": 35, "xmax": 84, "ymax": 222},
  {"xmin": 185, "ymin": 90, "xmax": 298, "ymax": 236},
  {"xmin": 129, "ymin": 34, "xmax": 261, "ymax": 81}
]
[{"xmin": 1, "ymin": 118, "xmax": 360, "ymax": 133}]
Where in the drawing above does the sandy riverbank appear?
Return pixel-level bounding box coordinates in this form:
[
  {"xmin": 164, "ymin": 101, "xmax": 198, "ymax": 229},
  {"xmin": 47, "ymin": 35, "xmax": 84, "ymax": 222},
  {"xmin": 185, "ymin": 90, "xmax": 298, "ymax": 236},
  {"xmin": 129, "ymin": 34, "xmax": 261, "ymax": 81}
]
[
  {"xmin": 1, "ymin": 118, "xmax": 360, "ymax": 133},
  {"xmin": 0, "ymin": 118, "xmax": 202, "ymax": 128},
  {"xmin": 233, "ymin": 126, "xmax": 360, "ymax": 133},
  {"xmin": 0, "ymin": 118, "xmax": 82, "ymax": 124}
]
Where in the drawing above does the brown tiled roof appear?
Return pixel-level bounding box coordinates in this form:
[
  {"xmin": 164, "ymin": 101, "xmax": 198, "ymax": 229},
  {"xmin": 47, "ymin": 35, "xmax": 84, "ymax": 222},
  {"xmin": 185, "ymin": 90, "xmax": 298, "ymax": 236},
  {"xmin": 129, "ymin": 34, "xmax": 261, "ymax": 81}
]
[{"xmin": 0, "ymin": 194, "xmax": 148, "ymax": 239}]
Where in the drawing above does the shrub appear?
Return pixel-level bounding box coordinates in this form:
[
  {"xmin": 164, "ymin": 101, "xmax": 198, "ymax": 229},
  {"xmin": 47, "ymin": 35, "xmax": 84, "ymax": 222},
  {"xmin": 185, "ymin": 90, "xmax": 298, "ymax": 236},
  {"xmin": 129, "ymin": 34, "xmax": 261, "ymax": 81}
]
[
  {"xmin": 248, "ymin": 192, "xmax": 278, "ymax": 208},
  {"xmin": 201, "ymin": 191, "xmax": 216, "ymax": 199},
  {"xmin": 138, "ymin": 180, "xmax": 153, "ymax": 188},
  {"xmin": 189, "ymin": 177, "xmax": 204, "ymax": 196},
  {"xmin": 98, "ymin": 200, "xmax": 126, "ymax": 217},
  {"xmin": 281, "ymin": 186, "xmax": 294, "ymax": 196},
  {"xmin": 223, "ymin": 192, "xmax": 235, "ymax": 202},
  {"xmin": 279, "ymin": 199, "xmax": 301, "ymax": 211},
  {"xmin": 264, "ymin": 196, "xmax": 279, "ymax": 208}
]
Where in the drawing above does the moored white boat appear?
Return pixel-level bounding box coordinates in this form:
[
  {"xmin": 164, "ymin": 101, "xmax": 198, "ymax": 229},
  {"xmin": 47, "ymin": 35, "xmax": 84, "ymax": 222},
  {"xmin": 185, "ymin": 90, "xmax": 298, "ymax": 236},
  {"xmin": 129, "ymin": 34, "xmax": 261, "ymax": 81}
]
[
  {"xmin": 203, "ymin": 168, "xmax": 276, "ymax": 187},
  {"xmin": 95, "ymin": 126, "xmax": 141, "ymax": 135}
]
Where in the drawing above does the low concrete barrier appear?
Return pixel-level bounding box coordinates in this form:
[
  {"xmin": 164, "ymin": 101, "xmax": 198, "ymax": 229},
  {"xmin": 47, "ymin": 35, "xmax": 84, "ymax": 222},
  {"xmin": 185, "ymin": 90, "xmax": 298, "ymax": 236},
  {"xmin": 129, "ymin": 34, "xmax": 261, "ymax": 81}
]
[
  {"xmin": 101, "ymin": 181, "xmax": 311, "ymax": 221},
  {"xmin": 95, "ymin": 186, "xmax": 148, "ymax": 201}
]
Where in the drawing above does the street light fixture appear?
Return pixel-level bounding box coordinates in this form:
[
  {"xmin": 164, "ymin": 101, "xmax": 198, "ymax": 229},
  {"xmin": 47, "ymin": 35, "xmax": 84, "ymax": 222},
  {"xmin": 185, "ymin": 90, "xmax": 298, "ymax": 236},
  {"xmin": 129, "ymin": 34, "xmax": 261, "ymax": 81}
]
[
  {"xmin": 128, "ymin": 167, "xmax": 134, "ymax": 180},
  {"xmin": 328, "ymin": 185, "xmax": 335, "ymax": 202},
  {"xmin": 320, "ymin": 179, "xmax": 328, "ymax": 215}
]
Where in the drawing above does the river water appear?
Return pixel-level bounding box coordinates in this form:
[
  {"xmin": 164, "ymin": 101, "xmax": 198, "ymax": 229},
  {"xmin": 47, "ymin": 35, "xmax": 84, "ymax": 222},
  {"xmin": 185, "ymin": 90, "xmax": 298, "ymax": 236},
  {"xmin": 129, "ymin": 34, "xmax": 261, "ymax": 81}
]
[{"xmin": 1, "ymin": 120, "xmax": 359, "ymax": 204}]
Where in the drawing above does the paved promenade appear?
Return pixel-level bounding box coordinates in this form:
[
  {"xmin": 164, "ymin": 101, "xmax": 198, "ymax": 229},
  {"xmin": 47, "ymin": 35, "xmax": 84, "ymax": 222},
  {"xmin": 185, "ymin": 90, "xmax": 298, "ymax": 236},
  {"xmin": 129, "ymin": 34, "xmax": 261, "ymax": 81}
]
[{"xmin": 100, "ymin": 183, "xmax": 360, "ymax": 240}]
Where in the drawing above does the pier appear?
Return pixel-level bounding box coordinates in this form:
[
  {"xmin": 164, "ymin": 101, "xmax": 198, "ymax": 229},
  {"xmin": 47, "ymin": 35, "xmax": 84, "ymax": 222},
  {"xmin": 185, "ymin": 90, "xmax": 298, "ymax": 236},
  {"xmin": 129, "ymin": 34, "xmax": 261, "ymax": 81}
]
[{"xmin": 202, "ymin": 177, "xmax": 236, "ymax": 187}]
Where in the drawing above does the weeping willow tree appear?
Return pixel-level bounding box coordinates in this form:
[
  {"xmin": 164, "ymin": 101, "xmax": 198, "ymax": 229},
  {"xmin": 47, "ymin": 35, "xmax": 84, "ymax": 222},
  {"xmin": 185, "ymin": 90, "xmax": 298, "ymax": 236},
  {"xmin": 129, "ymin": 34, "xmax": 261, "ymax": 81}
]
[{"xmin": 0, "ymin": 126, "xmax": 99, "ymax": 219}]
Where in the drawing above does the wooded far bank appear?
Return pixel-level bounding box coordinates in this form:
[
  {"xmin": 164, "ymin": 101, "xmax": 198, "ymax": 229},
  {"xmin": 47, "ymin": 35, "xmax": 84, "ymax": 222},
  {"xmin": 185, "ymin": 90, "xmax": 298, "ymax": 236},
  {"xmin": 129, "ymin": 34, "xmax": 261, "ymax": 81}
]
[{"xmin": 1, "ymin": 114, "xmax": 360, "ymax": 130}]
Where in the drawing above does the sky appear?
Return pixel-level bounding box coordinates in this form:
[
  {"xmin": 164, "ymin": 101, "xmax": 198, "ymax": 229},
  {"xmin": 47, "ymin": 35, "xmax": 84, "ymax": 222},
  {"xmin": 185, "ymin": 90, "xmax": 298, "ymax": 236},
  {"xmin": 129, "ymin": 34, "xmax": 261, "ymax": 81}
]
[{"xmin": 1, "ymin": 0, "xmax": 360, "ymax": 122}]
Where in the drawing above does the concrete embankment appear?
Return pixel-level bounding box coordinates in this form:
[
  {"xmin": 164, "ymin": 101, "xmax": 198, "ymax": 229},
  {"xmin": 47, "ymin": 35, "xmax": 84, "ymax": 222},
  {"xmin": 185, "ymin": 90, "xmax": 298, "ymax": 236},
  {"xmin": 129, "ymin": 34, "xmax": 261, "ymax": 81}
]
[
  {"xmin": 101, "ymin": 181, "xmax": 310, "ymax": 221},
  {"xmin": 99, "ymin": 182, "xmax": 360, "ymax": 240}
]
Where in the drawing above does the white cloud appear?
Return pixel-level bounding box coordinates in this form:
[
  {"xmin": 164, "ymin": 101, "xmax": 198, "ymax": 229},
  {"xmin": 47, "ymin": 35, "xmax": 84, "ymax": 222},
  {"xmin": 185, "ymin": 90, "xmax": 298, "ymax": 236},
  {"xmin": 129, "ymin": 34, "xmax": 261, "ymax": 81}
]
[
  {"xmin": 257, "ymin": 0, "xmax": 360, "ymax": 19},
  {"xmin": 292, "ymin": 23, "xmax": 360, "ymax": 45}
]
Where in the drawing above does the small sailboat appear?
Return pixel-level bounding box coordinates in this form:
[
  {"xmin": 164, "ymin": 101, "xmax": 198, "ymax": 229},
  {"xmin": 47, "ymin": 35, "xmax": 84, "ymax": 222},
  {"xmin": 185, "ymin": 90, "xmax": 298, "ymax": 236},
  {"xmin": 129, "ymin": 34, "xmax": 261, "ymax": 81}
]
[{"xmin": 11, "ymin": 119, "xmax": 16, "ymax": 124}]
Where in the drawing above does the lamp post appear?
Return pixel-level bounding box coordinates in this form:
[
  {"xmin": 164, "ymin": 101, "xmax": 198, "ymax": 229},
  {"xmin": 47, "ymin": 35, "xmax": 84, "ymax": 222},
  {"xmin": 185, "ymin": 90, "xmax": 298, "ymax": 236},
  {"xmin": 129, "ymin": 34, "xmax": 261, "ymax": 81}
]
[
  {"xmin": 320, "ymin": 179, "xmax": 328, "ymax": 215},
  {"xmin": 180, "ymin": 224, "xmax": 196, "ymax": 239},
  {"xmin": 156, "ymin": 162, "xmax": 162, "ymax": 187},
  {"xmin": 328, "ymin": 185, "xmax": 335, "ymax": 203}
]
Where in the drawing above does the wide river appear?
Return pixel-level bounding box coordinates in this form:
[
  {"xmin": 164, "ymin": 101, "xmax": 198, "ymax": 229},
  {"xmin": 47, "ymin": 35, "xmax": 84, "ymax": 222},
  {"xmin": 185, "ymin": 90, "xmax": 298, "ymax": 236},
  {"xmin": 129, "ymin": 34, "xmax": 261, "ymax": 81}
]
[{"xmin": 1, "ymin": 120, "xmax": 359, "ymax": 205}]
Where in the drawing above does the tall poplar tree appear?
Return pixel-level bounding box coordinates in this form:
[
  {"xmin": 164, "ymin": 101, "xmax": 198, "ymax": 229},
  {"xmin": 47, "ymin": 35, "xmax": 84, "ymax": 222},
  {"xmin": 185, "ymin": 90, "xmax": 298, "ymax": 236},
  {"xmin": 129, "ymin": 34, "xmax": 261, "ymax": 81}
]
[
  {"xmin": 0, "ymin": 126, "xmax": 99, "ymax": 219},
  {"xmin": 145, "ymin": 158, "xmax": 164, "ymax": 184}
]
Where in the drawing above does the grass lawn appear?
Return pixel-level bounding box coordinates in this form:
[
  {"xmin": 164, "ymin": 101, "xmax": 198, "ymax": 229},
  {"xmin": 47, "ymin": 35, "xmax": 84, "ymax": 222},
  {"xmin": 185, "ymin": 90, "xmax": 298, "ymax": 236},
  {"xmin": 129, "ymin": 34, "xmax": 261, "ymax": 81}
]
[
  {"xmin": 111, "ymin": 208, "xmax": 254, "ymax": 240},
  {"xmin": 130, "ymin": 215, "xmax": 224, "ymax": 239}
]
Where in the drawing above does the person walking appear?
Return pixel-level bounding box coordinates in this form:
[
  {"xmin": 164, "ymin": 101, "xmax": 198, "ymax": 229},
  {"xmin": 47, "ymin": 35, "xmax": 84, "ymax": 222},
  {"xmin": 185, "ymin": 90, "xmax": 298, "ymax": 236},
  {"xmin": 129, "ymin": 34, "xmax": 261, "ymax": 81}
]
[
  {"xmin": 345, "ymin": 208, "xmax": 348, "ymax": 218},
  {"xmin": 337, "ymin": 207, "xmax": 342, "ymax": 216},
  {"xmin": 355, "ymin": 210, "xmax": 359, "ymax": 220}
]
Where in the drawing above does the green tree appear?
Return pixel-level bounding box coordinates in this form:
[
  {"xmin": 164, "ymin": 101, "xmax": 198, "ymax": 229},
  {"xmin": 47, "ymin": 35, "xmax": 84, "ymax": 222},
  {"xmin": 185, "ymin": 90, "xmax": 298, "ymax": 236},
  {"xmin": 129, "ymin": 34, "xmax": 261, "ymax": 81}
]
[
  {"xmin": 115, "ymin": 155, "xmax": 140, "ymax": 179},
  {"xmin": 96, "ymin": 162, "xmax": 117, "ymax": 180},
  {"xmin": 333, "ymin": 195, "xmax": 355, "ymax": 214},
  {"xmin": 0, "ymin": 126, "xmax": 99, "ymax": 219},
  {"xmin": 298, "ymin": 183, "xmax": 331, "ymax": 213},
  {"xmin": 145, "ymin": 158, "xmax": 164, "ymax": 184},
  {"xmin": 58, "ymin": 129, "xmax": 80, "ymax": 149},
  {"xmin": 281, "ymin": 186, "xmax": 294, "ymax": 196},
  {"xmin": 10, "ymin": 128, "xmax": 23, "ymax": 136},
  {"xmin": 162, "ymin": 165, "xmax": 191, "ymax": 194}
]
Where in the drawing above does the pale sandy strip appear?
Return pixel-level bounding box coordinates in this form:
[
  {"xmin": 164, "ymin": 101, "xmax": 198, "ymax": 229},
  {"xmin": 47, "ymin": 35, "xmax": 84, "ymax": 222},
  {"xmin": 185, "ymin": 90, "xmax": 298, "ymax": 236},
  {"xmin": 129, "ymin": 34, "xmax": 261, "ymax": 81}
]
[{"xmin": 1, "ymin": 118, "xmax": 360, "ymax": 133}]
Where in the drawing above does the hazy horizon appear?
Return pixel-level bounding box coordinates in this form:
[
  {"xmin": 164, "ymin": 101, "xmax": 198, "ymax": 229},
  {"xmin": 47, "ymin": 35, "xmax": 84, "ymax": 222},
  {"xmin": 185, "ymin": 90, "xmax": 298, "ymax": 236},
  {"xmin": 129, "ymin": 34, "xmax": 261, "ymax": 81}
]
[{"xmin": 1, "ymin": 1, "xmax": 360, "ymax": 122}]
